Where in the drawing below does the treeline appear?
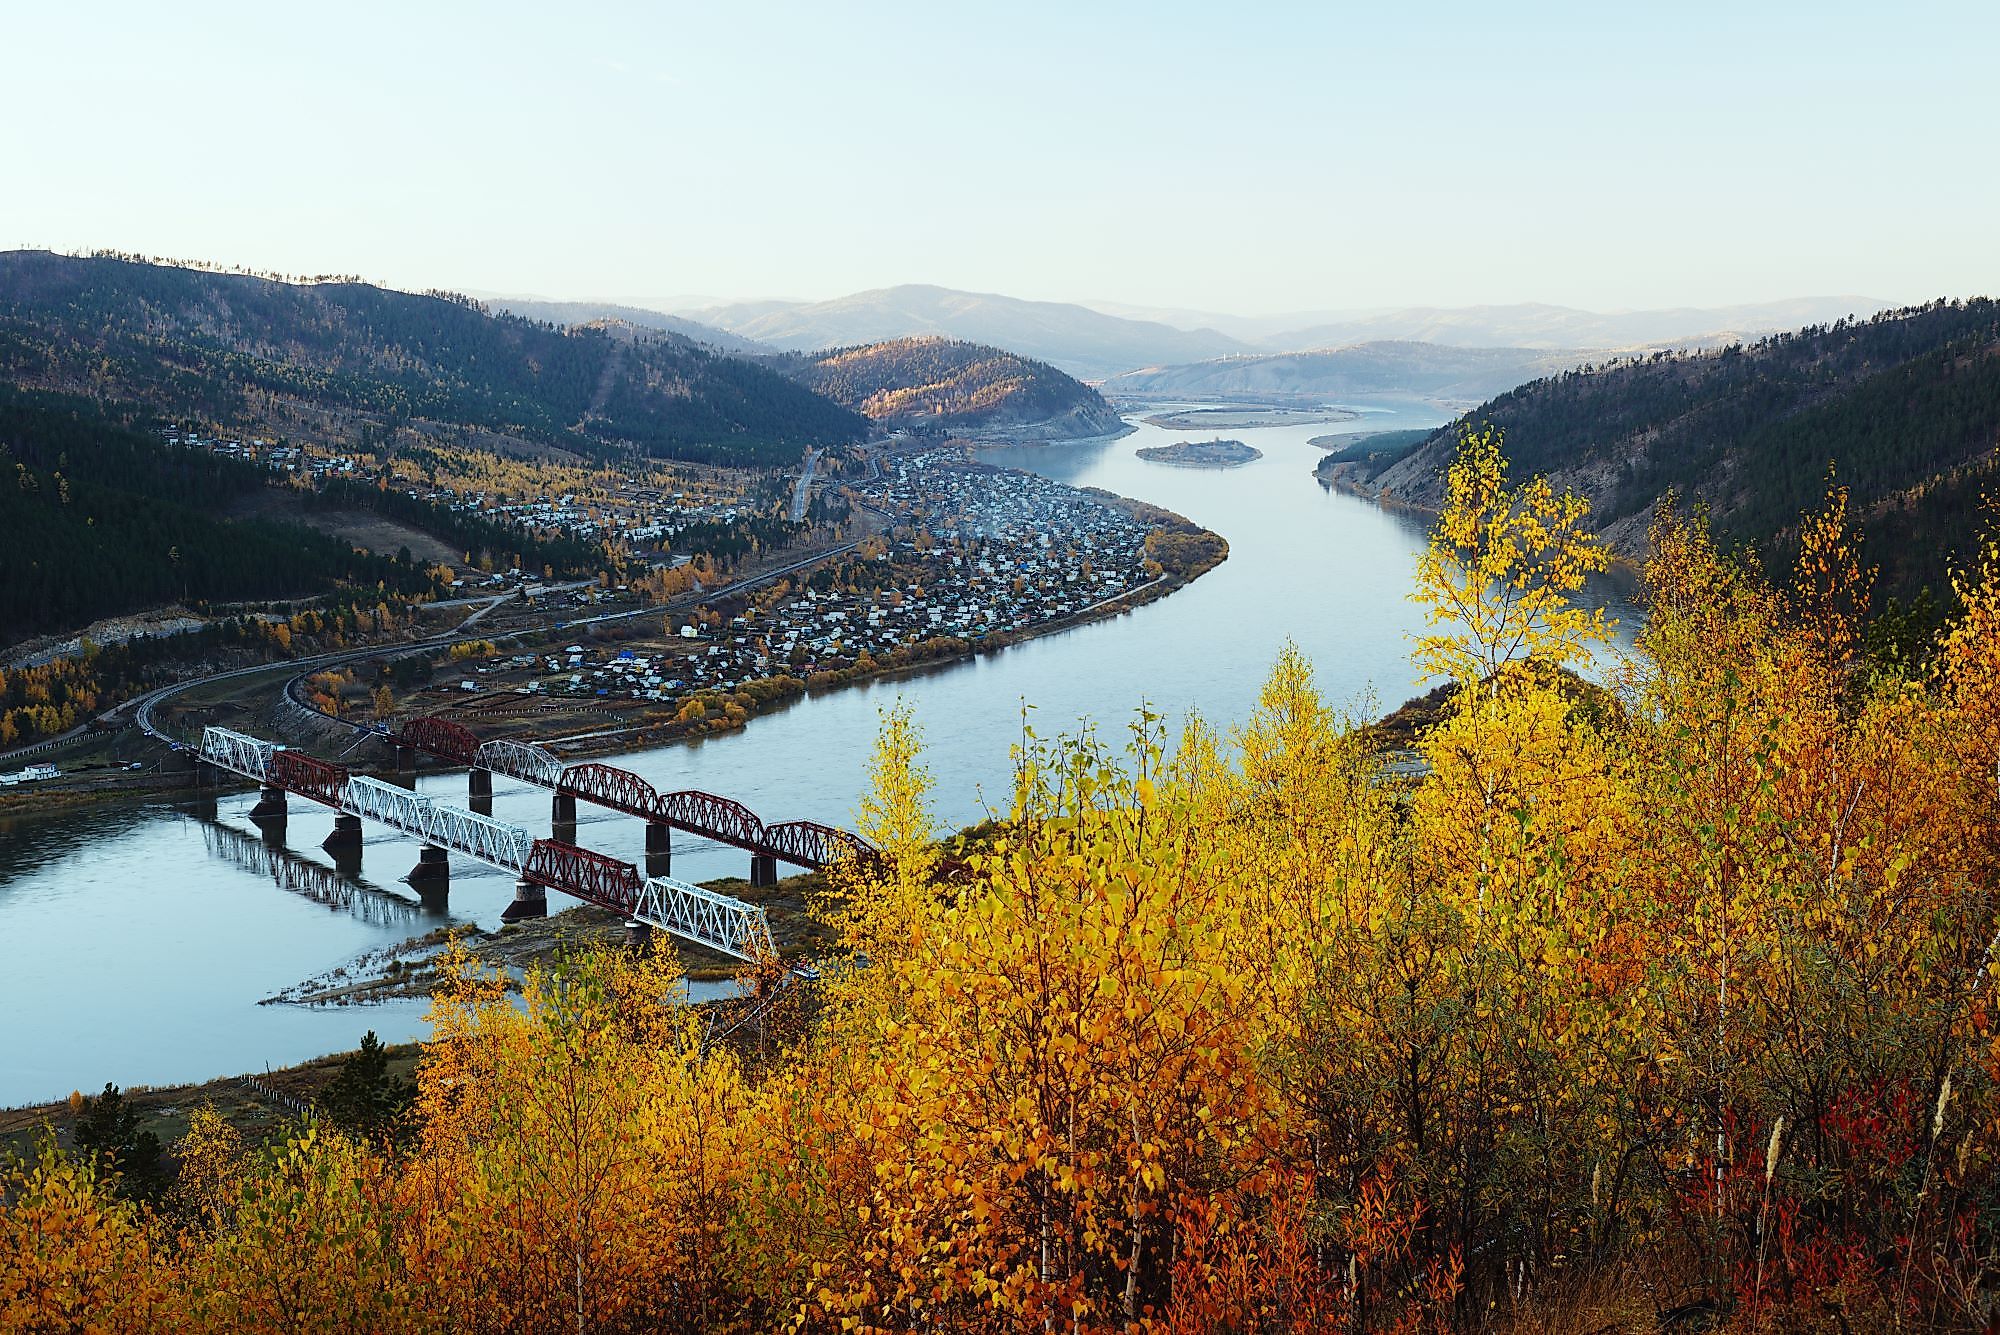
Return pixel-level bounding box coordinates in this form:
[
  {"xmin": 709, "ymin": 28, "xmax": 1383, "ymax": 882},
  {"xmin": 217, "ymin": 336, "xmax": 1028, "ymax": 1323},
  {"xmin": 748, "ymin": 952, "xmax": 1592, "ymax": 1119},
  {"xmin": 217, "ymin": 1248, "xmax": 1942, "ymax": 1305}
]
[
  {"xmin": 0, "ymin": 250, "xmax": 867, "ymax": 467},
  {"xmin": 0, "ymin": 603, "xmax": 412, "ymax": 746},
  {"xmin": 0, "ymin": 389, "xmax": 432, "ymax": 641},
  {"xmin": 1413, "ymin": 298, "xmax": 2000, "ymax": 597},
  {"xmin": 305, "ymin": 476, "xmax": 602, "ymax": 576},
  {"xmin": 6, "ymin": 440, "xmax": 2000, "ymax": 1332}
]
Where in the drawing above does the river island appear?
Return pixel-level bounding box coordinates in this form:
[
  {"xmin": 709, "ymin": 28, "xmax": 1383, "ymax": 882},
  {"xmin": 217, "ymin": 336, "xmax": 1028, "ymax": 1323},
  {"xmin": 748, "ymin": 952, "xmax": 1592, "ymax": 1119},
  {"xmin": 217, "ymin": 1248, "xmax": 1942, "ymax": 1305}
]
[{"xmin": 1136, "ymin": 438, "xmax": 1263, "ymax": 468}]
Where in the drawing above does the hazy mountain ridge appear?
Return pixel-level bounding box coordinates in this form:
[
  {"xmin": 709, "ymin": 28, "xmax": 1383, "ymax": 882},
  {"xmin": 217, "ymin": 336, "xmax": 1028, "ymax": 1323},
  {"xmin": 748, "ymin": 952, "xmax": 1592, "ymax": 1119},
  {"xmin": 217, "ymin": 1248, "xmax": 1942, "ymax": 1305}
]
[
  {"xmin": 1356, "ymin": 300, "xmax": 2000, "ymax": 598},
  {"xmin": 686, "ymin": 284, "xmax": 1250, "ymax": 380},
  {"xmin": 1267, "ymin": 297, "xmax": 1892, "ymax": 353},
  {"xmin": 777, "ymin": 336, "xmax": 1124, "ymax": 438},
  {"xmin": 0, "ymin": 251, "xmax": 866, "ymax": 468},
  {"xmin": 1088, "ymin": 296, "xmax": 1892, "ymax": 350},
  {"xmin": 1101, "ymin": 342, "xmax": 1584, "ymax": 406}
]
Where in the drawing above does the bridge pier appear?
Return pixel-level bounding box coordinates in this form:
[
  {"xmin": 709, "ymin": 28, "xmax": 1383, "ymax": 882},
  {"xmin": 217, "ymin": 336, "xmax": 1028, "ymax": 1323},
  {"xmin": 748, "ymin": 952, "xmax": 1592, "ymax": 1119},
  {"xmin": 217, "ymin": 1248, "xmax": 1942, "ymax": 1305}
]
[
  {"xmin": 407, "ymin": 844, "xmax": 448, "ymax": 884},
  {"xmin": 469, "ymin": 766, "xmax": 492, "ymax": 800},
  {"xmin": 750, "ymin": 853, "xmax": 778, "ymax": 888},
  {"xmin": 395, "ymin": 745, "xmax": 416, "ymax": 774},
  {"xmin": 249, "ymin": 784, "xmax": 288, "ymax": 825},
  {"xmin": 408, "ymin": 845, "xmax": 449, "ymax": 912},
  {"xmin": 322, "ymin": 814, "xmax": 363, "ymax": 857},
  {"xmin": 646, "ymin": 821, "xmax": 672, "ymax": 877},
  {"xmin": 552, "ymin": 792, "xmax": 577, "ymax": 835},
  {"xmin": 501, "ymin": 877, "xmax": 547, "ymax": 922},
  {"xmin": 625, "ymin": 919, "xmax": 655, "ymax": 954}
]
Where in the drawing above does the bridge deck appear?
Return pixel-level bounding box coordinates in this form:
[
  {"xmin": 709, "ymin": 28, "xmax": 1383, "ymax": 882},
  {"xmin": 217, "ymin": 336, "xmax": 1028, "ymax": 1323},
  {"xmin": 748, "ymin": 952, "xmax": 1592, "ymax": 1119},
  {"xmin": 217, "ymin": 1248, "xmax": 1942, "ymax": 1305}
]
[
  {"xmin": 199, "ymin": 726, "xmax": 775, "ymax": 960},
  {"xmin": 396, "ymin": 718, "xmax": 874, "ymax": 872}
]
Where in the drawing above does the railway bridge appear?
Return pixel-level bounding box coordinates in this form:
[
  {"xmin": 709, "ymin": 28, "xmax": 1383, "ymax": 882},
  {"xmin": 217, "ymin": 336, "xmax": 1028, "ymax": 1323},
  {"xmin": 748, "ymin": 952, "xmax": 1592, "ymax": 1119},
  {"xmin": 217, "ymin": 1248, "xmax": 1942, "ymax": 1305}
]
[
  {"xmin": 198, "ymin": 726, "xmax": 784, "ymax": 961},
  {"xmin": 388, "ymin": 715, "xmax": 874, "ymax": 887}
]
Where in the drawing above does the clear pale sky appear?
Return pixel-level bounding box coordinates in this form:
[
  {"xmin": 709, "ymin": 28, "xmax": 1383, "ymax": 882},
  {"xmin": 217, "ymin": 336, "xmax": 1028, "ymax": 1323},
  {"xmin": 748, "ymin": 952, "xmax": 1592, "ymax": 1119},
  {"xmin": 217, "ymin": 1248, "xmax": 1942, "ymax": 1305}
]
[{"xmin": 3, "ymin": 0, "xmax": 1994, "ymax": 316}]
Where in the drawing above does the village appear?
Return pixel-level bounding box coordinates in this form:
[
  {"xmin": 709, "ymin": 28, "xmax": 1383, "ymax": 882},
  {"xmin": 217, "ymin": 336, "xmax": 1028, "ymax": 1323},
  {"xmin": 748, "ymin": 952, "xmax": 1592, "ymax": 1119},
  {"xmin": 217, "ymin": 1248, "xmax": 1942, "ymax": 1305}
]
[
  {"xmin": 396, "ymin": 451, "xmax": 1167, "ymax": 729},
  {"xmin": 160, "ymin": 428, "xmax": 759, "ymax": 550}
]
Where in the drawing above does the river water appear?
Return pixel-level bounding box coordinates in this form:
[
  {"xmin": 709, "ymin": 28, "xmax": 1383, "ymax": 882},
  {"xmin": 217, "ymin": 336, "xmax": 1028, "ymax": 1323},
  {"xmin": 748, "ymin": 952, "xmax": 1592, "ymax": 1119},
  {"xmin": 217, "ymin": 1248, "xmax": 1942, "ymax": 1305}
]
[{"xmin": 0, "ymin": 401, "xmax": 1640, "ymax": 1106}]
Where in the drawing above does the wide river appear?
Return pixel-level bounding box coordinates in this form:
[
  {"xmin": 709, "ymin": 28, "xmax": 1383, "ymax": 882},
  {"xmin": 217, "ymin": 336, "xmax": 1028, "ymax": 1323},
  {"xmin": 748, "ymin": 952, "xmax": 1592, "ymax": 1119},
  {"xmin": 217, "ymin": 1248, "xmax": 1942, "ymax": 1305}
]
[{"xmin": 0, "ymin": 402, "xmax": 1639, "ymax": 1106}]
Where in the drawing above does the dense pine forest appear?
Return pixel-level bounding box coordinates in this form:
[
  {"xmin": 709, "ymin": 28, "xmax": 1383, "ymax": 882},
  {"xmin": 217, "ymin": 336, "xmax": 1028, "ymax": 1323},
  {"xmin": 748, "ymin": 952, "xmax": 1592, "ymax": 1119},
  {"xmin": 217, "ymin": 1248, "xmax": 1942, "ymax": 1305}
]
[
  {"xmin": 0, "ymin": 388, "xmax": 607, "ymax": 644},
  {"xmin": 775, "ymin": 336, "xmax": 1123, "ymax": 433},
  {"xmin": 0, "ymin": 251, "xmax": 868, "ymax": 467},
  {"xmin": 0, "ymin": 388, "xmax": 436, "ymax": 641},
  {"xmin": 6, "ymin": 437, "xmax": 1997, "ymax": 1332},
  {"xmin": 1374, "ymin": 299, "xmax": 2000, "ymax": 600}
]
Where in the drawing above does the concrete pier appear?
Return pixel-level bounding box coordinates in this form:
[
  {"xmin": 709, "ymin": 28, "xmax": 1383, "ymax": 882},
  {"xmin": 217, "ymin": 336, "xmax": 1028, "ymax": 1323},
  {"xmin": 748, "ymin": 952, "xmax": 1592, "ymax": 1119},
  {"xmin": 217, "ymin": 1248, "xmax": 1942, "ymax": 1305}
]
[
  {"xmin": 646, "ymin": 821, "xmax": 672, "ymax": 877},
  {"xmin": 552, "ymin": 792, "xmax": 577, "ymax": 836},
  {"xmin": 409, "ymin": 844, "xmax": 450, "ymax": 913},
  {"xmin": 625, "ymin": 919, "xmax": 655, "ymax": 954},
  {"xmin": 322, "ymin": 813, "xmax": 363, "ymax": 856},
  {"xmin": 249, "ymin": 784, "xmax": 288, "ymax": 824},
  {"xmin": 750, "ymin": 853, "xmax": 778, "ymax": 888},
  {"xmin": 500, "ymin": 877, "xmax": 548, "ymax": 922},
  {"xmin": 469, "ymin": 766, "xmax": 492, "ymax": 799},
  {"xmin": 395, "ymin": 745, "xmax": 416, "ymax": 774},
  {"xmin": 408, "ymin": 844, "xmax": 448, "ymax": 884}
]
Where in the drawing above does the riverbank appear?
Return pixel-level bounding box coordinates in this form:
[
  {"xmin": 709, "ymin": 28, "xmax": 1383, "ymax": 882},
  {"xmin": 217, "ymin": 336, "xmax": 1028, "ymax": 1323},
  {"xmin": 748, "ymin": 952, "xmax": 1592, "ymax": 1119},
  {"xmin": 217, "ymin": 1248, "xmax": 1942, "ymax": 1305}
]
[
  {"xmin": 1141, "ymin": 406, "xmax": 1360, "ymax": 430},
  {"xmin": 268, "ymin": 867, "xmax": 834, "ymax": 1007}
]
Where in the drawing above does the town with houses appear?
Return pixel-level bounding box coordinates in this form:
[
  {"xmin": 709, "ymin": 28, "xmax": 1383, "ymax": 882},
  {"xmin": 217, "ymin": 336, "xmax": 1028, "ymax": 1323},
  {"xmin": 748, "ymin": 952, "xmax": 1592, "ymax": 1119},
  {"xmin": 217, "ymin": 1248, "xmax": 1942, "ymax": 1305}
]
[
  {"xmin": 160, "ymin": 428, "xmax": 755, "ymax": 549},
  {"xmin": 452, "ymin": 454, "xmax": 1158, "ymax": 709},
  {"xmin": 162, "ymin": 428, "xmax": 1168, "ymax": 723}
]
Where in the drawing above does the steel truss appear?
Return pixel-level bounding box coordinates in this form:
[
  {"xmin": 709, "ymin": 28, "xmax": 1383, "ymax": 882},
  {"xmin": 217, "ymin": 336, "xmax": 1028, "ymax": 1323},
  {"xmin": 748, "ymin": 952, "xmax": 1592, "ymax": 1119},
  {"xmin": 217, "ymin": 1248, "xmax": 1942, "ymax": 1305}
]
[
  {"xmin": 634, "ymin": 873, "xmax": 777, "ymax": 962},
  {"xmin": 475, "ymin": 738, "xmax": 564, "ymax": 788},
  {"xmin": 198, "ymin": 726, "xmax": 771, "ymax": 957}
]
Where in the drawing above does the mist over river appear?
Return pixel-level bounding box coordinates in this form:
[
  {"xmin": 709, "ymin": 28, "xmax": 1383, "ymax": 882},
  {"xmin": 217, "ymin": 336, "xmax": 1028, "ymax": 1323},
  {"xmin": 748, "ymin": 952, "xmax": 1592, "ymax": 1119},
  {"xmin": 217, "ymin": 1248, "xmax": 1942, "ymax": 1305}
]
[{"xmin": 0, "ymin": 402, "xmax": 1641, "ymax": 1106}]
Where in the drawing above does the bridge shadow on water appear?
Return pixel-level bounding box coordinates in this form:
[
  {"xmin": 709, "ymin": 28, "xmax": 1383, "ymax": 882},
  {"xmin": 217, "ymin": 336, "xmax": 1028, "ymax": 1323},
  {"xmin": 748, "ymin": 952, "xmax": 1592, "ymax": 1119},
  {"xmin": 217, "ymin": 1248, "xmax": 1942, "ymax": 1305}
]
[{"xmin": 197, "ymin": 817, "xmax": 429, "ymax": 931}]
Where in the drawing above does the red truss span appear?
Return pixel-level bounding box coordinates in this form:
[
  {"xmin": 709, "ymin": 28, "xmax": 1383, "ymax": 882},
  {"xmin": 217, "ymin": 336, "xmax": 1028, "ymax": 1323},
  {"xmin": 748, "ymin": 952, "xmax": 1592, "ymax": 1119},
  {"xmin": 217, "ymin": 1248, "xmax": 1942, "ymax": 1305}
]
[
  {"xmin": 652, "ymin": 789, "xmax": 764, "ymax": 852},
  {"xmin": 270, "ymin": 750, "xmax": 351, "ymax": 807},
  {"xmin": 394, "ymin": 716, "xmax": 876, "ymax": 871},
  {"xmin": 399, "ymin": 716, "xmax": 480, "ymax": 766},
  {"xmin": 557, "ymin": 762, "xmax": 661, "ymax": 816},
  {"xmin": 524, "ymin": 838, "xmax": 644, "ymax": 916}
]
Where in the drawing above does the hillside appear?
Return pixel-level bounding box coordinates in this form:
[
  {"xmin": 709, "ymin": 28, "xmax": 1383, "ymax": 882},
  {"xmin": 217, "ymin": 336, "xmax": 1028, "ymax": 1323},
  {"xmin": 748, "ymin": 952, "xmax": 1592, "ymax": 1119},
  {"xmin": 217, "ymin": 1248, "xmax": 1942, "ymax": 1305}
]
[
  {"xmin": 0, "ymin": 252, "xmax": 865, "ymax": 468},
  {"xmin": 1357, "ymin": 299, "xmax": 2000, "ymax": 598},
  {"xmin": 480, "ymin": 297, "xmax": 770, "ymax": 355},
  {"xmin": 1100, "ymin": 341, "xmax": 1580, "ymax": 406},
  {"xmin": 685, "ymin": 284, "xmax": 1249, "ymax": 380},
  {"xmin": 777, "ymin": 337, "xmax": 1125, "ymax": 438},
  {"xmin": 0, "ymin": 388, "xmax": 436, "ymax": 642}
]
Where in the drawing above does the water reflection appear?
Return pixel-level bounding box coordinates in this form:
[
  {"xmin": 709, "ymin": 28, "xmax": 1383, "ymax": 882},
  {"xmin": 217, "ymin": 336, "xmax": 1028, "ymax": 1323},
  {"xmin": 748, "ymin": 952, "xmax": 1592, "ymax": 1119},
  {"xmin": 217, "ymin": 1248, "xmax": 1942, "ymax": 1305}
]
[{"xmin": 198, "ymin": 820, "xmax": 426, "ymax": 931}]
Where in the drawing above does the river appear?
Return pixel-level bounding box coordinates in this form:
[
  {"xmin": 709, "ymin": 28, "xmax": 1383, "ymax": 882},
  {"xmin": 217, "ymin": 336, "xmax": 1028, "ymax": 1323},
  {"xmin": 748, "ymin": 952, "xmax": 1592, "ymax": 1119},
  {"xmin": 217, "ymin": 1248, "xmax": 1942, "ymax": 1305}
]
[{"xmin": 0, "ymin": 401, "xmax": 1641, "ymax": 1106}]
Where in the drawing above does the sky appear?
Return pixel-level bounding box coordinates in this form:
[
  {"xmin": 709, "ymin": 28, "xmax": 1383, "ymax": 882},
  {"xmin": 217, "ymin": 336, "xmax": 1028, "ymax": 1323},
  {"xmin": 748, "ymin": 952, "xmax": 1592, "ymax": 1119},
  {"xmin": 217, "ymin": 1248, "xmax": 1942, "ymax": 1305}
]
[{"xmin": 3, "ymin": 0, "xmax": 1996, "ymax": 317}]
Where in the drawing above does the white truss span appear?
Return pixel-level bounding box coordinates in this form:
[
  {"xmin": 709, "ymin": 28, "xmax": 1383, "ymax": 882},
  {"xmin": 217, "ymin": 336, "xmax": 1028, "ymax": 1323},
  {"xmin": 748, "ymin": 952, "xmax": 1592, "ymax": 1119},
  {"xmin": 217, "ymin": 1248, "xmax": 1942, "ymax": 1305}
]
[
  {"xmin": 199, "ymin": 726, "xmax": 769, "ymax": 958},
  {"xmin": 200, "ymin": 727, "xmax": 277, "ymax": 782},
  {"xmin": 635, "ymin": 874, "xmax": 776, "ymax": 961},
  {"xmin": 346, "ymin": 776, "xmax": 533, "ymax": 872},
  {"xmin": 475, "ymin": 738, "xmax": 565, "ymax": 788}
]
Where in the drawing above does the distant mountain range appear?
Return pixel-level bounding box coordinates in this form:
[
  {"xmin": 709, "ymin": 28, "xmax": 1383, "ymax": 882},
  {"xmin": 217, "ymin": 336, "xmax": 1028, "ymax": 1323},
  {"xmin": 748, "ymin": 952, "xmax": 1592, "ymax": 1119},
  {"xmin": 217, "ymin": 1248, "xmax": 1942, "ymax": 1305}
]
[
  {"xmin": 1345, "ymin": 300, "xmax": 2000, "ymax": 600},
  {"xmin": 0, "ymin": 251, "xmax": 865, "ymax": 468},
  {"xmin": 653, "ymin": 285, "xmax": 1893, "ymax": 382},
  {"xmin": 775, "ymin": 337, "xmax": 1124, "ymax": 438},
  {"xmin": 1089, "ymin": 297, "xmax": 1892, "ymax": 352},
  {"xmin": 683, "ymin": 285, "xmax": 1250, "ymax": 381},
  {"xmin": 1100, "ymin": 343, "xmax": 1584, "ymax": 406}
]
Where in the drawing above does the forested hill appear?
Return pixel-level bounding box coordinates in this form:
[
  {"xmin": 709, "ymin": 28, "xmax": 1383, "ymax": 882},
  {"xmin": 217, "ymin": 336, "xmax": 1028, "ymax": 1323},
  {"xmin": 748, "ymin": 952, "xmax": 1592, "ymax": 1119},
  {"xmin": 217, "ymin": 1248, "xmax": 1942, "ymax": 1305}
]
[
  {"xmin": 0, "ymin": 252, "xmax": 866, "ymax": 467},
  {"xmin": 0, "ymin": 388, "xmax": 435, "ymax": 641},
  {"xmin": 776, "ymin": 337, "xmax": 1125, "ymax": 438},
  {"xmin": 1365, "ymin": 299, "xmax": 2000, "ymax": 598}
]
